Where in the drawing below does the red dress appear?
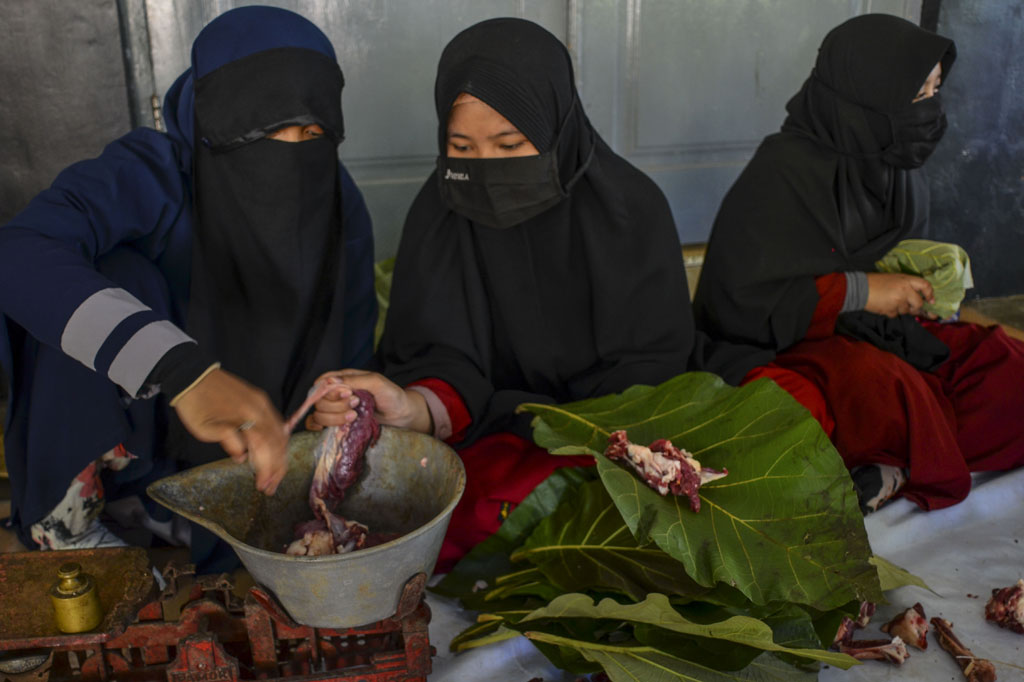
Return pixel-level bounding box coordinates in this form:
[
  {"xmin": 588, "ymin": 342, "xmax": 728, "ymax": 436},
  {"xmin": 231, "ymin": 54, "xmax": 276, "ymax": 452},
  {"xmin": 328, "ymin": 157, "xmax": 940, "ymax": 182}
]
[{"xmin": 743, "ymin": 273, "xmax": 1024, "ymax": 510}]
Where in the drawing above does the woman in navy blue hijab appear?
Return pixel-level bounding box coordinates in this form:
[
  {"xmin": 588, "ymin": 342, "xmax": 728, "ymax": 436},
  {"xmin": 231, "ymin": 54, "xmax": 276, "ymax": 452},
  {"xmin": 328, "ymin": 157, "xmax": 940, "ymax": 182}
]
[{"xmin": 0, "ymin": 6, "xmax": 375, "ymax": 558}]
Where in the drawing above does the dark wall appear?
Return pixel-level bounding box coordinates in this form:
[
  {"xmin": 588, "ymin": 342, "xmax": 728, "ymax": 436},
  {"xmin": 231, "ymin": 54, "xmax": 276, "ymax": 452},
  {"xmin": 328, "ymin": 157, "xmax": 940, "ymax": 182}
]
[
  {"xmin": 925, "ymin": 0, "xmax": 1024, "ymax": 298},
  {"xmin": 0, "ymin": 0, "xmax": 131, "ymax": 226}
]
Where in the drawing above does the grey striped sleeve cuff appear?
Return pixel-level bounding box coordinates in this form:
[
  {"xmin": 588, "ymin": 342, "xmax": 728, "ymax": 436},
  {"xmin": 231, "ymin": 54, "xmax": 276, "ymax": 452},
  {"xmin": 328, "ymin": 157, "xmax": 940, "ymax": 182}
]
[
  {"xmin": 60, "ymin": 287, "xmax": 194, "ymax": 397},
  {"xmin": 61, "ymin": 287, "xmax": 151, "ymax": 370},
  {"xmin": 841, "ymin": 271, "xmax": 869, "ymax": 313},
  {"xmin": 108, "ymin": 320, "xmax": 194, "ymax": 397}
]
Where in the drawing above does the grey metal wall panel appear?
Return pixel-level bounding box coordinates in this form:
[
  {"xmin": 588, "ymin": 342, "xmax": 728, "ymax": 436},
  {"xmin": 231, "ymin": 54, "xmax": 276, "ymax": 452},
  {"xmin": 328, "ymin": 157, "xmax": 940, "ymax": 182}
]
[
  {"xmin": 924, "ymin": 0, "xmax": 1024, "ymax": 298},
  {"xmin": 2, "ymin": 0, "xmax": 925, "ymax": 255},
  {"xmin": 0, "ymin": 0, "xmax": 131, "ymax": 225},
  {"xmin": 571, "ymin": 0, "xmax": 921, "ymax": 245}
]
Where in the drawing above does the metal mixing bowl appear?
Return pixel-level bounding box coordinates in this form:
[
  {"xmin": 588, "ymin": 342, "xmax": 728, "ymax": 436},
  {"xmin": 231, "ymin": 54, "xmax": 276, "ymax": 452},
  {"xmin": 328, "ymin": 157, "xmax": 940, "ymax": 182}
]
[{"xmin": 148, "ymin": 426, "xmax": 465, "ymax": 628}]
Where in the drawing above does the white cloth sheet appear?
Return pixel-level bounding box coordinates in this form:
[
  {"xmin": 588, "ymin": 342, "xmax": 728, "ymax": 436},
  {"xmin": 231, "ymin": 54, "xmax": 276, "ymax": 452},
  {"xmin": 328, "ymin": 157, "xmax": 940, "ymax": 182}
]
[{"xmin": 426, "ymin": 467, "xmax": 1024, "ymax": 681}]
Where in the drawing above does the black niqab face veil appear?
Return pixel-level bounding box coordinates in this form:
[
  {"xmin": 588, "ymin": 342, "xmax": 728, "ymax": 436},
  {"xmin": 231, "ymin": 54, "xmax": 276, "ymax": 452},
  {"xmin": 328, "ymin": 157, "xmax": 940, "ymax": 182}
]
[
  {"xmin": 379, "ymin": 18, "xmax": 701, "ymax": 444},
  {"xmin": 185, "ymin": 10, "xmax": 348, "ymax": 449},
  {"xmin": 694, "ymin": 14, "xmax": 955, "ymax": 356}
]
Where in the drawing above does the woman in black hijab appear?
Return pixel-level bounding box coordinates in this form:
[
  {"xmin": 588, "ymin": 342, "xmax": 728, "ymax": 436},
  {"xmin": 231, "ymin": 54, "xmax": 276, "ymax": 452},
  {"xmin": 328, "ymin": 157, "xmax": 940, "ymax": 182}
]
[
  {"xmin": 310, "ymin": 18, "xmax": 757, "ymax": 568},
  {"xmin": 694, "ymin": 14, "xmax": 1024, "ymax": 512}
]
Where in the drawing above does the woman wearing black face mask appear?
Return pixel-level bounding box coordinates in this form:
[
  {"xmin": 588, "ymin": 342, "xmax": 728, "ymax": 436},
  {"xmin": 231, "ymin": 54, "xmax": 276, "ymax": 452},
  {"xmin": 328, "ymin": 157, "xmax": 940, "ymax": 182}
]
[
  {"xmin": 308, "ymin": 18, "xmax": 765, "ymax": 569},
  {"xmin": 694, "ymin": 14, "xmax": 1024, "ymax": 514}
]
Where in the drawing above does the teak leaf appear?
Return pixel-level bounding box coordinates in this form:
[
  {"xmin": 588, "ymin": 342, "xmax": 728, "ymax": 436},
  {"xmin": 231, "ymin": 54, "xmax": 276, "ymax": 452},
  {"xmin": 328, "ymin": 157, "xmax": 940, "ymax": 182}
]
[
  {"xmin": 521, "ymin": 593, "xmax": 858, "ymax": 669},
  {"xmin": 520, "ymin": 373, "xmax": 881, "ymax": 610},
  {"xmin": 525, "ymin": 631, "xmax": 820, "ymax": 682}
]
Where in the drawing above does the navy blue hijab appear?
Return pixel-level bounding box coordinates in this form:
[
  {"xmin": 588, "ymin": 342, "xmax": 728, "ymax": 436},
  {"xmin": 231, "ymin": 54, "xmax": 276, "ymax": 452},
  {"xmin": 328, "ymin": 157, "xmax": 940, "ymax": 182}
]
[{"xmin": 1, "ymin": 7, "xmax": 359, "ymax": 542}]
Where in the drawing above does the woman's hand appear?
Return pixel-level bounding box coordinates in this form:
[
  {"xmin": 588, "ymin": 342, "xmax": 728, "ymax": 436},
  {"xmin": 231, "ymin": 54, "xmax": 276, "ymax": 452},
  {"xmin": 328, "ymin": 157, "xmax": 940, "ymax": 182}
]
[
  {"xmin": 172, "ymin": 368, "xmax": 288, "ymax": 495},
  {"xmin": 305, "ymin": 369, "xmax": 432, "ymax": 434},
  {"xmin": 865, "ymin": 273, "xmax": 937, "ymax": 318}
]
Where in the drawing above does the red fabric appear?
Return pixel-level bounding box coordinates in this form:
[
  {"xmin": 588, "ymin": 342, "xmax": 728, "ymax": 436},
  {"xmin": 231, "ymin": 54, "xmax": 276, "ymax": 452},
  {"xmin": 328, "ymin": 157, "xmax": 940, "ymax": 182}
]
[
  {"xmin": 742, "ymin": 364, "xmax": 835, "ymax": 437},
  {"xmin": 407, "ymin": 377, "xmax": 593, "ymax": 572},
  {"xmin": 807, "ymin": 272, "xmax": 846, "ymax": 339},
  {"xmin": 769, "ymin": 321, "xmax": 1024, "ymax": 510},
  {"xmin": 408, "ymin": 377, "xmax": 472, "ymax": 442},
  {"xmin": 435, "ymin": 432, "xmax": 593, "ymax": 572}
]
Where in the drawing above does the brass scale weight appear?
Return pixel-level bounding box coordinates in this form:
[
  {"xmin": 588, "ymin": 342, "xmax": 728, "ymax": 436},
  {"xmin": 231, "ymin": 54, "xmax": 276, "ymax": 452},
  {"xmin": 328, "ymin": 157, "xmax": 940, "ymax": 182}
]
[{"xmin": 48, "ymin": 562, "xmax": 103, "ymax": 633}]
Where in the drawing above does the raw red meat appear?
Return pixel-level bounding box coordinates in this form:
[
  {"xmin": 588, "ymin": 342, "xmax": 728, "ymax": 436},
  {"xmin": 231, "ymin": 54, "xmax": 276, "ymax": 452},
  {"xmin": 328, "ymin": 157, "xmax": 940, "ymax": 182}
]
[
  {"xmin": 931, "ymin": 617, "xmax": 997, "ymax": 682},
  {"xmin": 604, "ymin": 430, "xmax": 727, "ymax": 512},
  {"xmin": 985, "ymin": 579, "xmax": 1024, "ymax": 635},
  {"xmin": 836, "ymin": 637, "xmax": 909, "ymax": 664},
  {"xmin": 881, "ymin": 602, "xmax": 929, "ymax": 650},
  {"xmin": 281, "ymin": 380, "xmax": 380, "ymax": 556}
]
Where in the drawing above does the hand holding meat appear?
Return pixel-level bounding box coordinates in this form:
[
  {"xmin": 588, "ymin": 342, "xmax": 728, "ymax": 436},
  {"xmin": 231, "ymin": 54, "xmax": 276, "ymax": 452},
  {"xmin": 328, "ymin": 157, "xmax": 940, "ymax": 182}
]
[
  {"xmin": 173, "ymin": 368, "xmax": 288, "ymax": 494},
  {"xmin": 865, "ymin": 272, "xmax": 937, "ymax": 318},
  {"xmin": 305, "ymin": 369, "xmax": 432, "ymax": 434}
]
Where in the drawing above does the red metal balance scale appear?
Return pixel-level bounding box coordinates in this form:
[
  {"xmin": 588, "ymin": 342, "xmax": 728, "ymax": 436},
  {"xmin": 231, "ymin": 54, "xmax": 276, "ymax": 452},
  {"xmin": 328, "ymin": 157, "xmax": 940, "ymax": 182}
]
[{"xmin": 0, "ymin": 548, "xmax": 433, "ymax": 682}]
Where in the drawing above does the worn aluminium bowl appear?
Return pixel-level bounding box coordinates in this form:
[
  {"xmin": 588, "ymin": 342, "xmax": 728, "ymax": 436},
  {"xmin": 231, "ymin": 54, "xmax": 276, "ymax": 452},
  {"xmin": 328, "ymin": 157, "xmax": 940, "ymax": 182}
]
[{"xmin": 147, "ymin": 426, "xmax": 465, "ymax": 628}]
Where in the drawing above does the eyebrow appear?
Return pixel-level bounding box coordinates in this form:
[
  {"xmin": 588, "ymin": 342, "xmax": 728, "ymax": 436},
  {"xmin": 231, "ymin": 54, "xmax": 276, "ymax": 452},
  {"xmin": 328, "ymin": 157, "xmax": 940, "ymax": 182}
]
[{"xmin": 447, "ymin": 129, "xmax": 524, "ymax": 140}]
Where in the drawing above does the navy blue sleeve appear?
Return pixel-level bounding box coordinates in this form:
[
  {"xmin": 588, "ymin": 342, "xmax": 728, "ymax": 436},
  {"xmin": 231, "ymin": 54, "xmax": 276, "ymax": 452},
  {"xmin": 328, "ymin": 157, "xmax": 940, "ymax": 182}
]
[
  {"xmin": 0, "ymin": 129, "xmax": 194, "ymax": 395},
  {"xmin": 338, "ymin": 162, "xmax": 377, "ymax": 369}
]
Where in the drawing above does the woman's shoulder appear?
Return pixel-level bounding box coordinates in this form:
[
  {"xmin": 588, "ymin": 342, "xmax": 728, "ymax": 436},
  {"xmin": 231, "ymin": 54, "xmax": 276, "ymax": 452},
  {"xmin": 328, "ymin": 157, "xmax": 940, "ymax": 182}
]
[{"xmin": 753, "ymin": 132, "xmax": 835, "ymax": 172}]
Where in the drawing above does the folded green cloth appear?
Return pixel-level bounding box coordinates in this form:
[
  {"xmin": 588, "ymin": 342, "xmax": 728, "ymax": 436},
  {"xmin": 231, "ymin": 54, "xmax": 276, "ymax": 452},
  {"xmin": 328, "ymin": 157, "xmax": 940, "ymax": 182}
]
[{"xmin": 875, "ymin": 239, "xmax": 973, "ymax": 319}]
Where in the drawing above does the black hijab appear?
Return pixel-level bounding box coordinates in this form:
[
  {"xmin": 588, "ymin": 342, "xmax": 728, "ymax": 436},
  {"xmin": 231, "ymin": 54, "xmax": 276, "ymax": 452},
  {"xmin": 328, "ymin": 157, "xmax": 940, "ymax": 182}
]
[
  {"xmin": 182, "ymin": 8, "xmax": 349, "ymax": 459},
  {"xmin": 379, "ymin": 18, "xmax": 707, "ymax": 444},
  {"xmin": 694, "ymin": 14, "xmax": 955, "ymax": 359},
  {"xmin": 189, "ymin": 7, "xmax": 352, "ymax": 419}
]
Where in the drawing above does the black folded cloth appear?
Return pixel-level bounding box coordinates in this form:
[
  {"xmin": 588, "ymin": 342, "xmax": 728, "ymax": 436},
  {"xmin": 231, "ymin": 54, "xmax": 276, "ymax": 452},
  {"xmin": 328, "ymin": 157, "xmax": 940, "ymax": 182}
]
[{"xmin": 836, "ymin": 311, "xmax": 950, "ymax": 371}]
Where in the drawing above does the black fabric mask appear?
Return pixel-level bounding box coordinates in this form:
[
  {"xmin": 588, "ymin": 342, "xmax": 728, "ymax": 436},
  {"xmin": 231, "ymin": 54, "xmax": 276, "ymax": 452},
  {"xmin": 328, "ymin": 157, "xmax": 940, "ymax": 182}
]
[
  {"xmin": 436, "ymin": 151, "xmax": 565, "ymax": 229},
  {"xmin": 184, "ymin": 45, "xmax": 350, "ymax": 458},
  {"xmin": 883, "ymin": 94, "xmax": 948, "ymax": 169},
  {"xmin": 189, "ymin": 137, "xmax": 342, "ymax": 413}
]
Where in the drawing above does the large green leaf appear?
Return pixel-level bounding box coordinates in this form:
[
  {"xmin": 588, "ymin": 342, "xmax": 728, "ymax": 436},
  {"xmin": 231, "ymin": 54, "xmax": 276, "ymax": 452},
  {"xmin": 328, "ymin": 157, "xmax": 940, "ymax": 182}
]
[
  {"xmin": 520, "ymin": 593, "xmax": 857, "ymax": 669},
  {"xmin": 520, "ymin": 373, "xmax": 881, "ymax": 610},
  {"xmin": 870, "ymin": 555, "xmax": 933, "ymax": 593},
  {"xmin": 524, "ymin": 631, "xmax": 820, "ymax": 682},
  {"xmin": 512, "ymin": 479, "xmax": 724, "ymax": 602}
]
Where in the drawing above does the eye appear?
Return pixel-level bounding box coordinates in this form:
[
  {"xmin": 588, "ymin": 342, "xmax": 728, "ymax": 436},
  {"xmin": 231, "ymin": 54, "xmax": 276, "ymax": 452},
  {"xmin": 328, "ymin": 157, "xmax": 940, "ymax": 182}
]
[
  {"xmin": 499, "ymin": 141, "xmax": 525, "ymax": 151},
  {"xmin": 448, "ymin": 141, "xmax": 471, "ymax": 153},
  {"xmin": 304, "ymin": 125, "xmax": 324, "ymax": 138}
]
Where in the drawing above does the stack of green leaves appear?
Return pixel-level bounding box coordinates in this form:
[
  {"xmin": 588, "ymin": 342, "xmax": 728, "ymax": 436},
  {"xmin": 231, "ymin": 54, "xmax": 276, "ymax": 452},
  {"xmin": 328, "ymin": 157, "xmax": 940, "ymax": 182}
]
[
  {"xmin": 433, "ymin": 373, "xmax": 925, "ymax": 681},
  {"xmin": 875, "ymin": 239, "xmax": 973, "ymax": 320}
]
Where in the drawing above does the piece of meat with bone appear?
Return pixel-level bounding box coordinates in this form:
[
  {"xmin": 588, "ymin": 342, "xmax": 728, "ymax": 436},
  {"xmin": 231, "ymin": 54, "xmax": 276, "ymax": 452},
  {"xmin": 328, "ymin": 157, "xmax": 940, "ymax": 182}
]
[
  {"xmin": 985, "ymin": 579, "xmax": 1024, "ymax": 635},
  {"xmin": 604, "ymin": 430, "xmax": 727, "ymax": 512},
  {"xmin": 831, "ymin": 602, "xmax": 876, "ymax": 648},
  {"xmin": 881, "ymin": 602, "xmax": 929, "ymax": 650},
  {"xmin": 284, "ymin": 498, "xmax": 369, "ymax": 556},
  {"xmin": 281, "ymin": 379, "xmax": 380, "ymax": 556},
  {"xmin": 831, "ymin": 602, "xmax": 908, "ymax": 664},
  {"xmin": 836, "ymin": 636, "xmax": 909, "ymax": 664},
  {"xmin": 308, "ymin": 388, "xmax": 380, "ymax": 510},
  {"xmin": 931, "ymin": 617, "xmax": 997, "ymax": 682}
]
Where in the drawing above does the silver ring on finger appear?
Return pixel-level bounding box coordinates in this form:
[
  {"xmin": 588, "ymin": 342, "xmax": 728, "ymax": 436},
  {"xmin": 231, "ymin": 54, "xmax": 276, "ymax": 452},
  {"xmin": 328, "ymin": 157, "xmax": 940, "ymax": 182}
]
[{"xmin": 237, "ymin": 420, "xmax": 256, "ymax": 433}]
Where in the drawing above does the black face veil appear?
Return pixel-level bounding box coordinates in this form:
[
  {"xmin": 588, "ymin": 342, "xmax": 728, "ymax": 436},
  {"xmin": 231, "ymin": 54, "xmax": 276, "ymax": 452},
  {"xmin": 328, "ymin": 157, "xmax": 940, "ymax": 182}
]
[
  {"xmin": 379, "ymin": 18, "xmax": 704, "ymax": 444},
  {"xmin": 694, "ymin": 14, "xmax": 955, "ymax": 357},
  {"xmin": 184, "ymin": 45, "xmax": 348, "ymax": 461}
]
